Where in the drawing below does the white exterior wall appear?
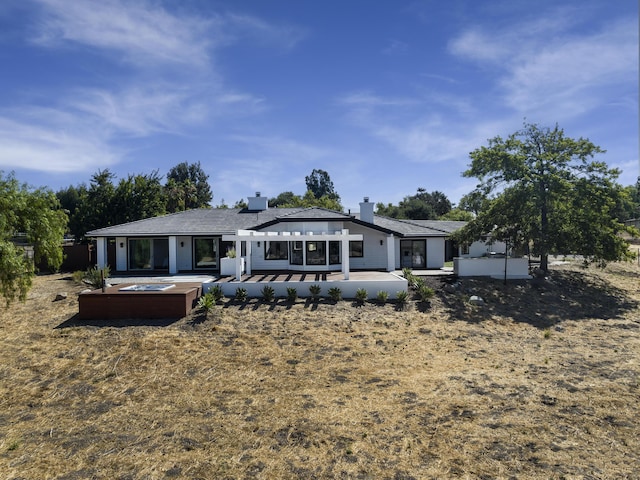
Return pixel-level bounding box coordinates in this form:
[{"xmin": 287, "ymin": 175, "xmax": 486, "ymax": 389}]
[
  {"xmin": 347, "ymin": 224, "xmax": 388, "ymax": 270},
  {"xmin": 426, "ymin": 237, "xmax": 445, "ymax": 269},
  {"xmin": 116, "ymin": 237, "xmax": 127, "ymax": 271}
]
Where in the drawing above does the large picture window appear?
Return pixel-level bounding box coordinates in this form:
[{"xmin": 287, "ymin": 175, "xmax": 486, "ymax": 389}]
[
  {"xmin": 194, "ymin": 238, "xmax": 218, "ymax": 269},
  {"xmin": 306, "ymin": 241, "xmax": 326, "ymax": 265},
  {"xmin": 129, "ymin": 238, "xmax": 169, "ymax": 270},
  {"xmin": 265, "ymin": 241, "xmax": 288, "ymax": 260},
  {"xmin": 349, "ymin": 241, "xmax": 363, "ymax": 257}
]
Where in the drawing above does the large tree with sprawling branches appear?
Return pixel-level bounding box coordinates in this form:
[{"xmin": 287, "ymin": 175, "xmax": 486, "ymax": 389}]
[{"xmin": 455, "ymin": 122, "xmax": 636, "ymax": 271}]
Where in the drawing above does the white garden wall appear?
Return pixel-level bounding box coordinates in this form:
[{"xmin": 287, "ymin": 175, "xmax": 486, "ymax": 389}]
[{"xmin": 453, "ymin": 257, "xmax": 530, "ymax": 279}]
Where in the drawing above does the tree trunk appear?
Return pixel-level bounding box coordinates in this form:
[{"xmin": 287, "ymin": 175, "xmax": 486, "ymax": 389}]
[{"xmin": 540, "ymin": 253, "xmax": 548, "ymax": 272}]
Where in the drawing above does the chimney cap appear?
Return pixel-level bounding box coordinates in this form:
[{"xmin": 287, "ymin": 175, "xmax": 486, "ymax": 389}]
[
  {"xmin": 363, "ymin": 196, "xmax": 369, "ymax": 203},
  {"xmin": 255, "ymin": 191, "xmax": 261, "ymax": 197}
]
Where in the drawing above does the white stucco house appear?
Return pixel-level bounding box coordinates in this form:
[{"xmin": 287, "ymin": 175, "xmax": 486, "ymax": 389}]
[{"xmin": 87, "ymin": 194, "xmax": 469, "ymax": 280}]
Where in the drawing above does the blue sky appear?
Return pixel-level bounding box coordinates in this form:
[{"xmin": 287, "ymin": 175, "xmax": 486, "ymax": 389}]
[{"xmin": 0, "ymin": 0, "xmax": 637, "ymax": 212}]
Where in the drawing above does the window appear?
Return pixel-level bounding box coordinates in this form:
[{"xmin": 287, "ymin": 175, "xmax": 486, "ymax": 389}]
[
  {"xmin": 349, "ymin": 241, "xmax": 363, "ymax": 257},
  {"xmin": 290, "ymin": 241, "xmax": 303, "ymax": 265},
  {"xmin": 129, "ymin": 238, "xmax": 169, "ymax": 270},
  {"xmin": 306, "ymin": 241, "xmax": 326, "ymax": 265},
  {"xmin": 265, "ymin": 241, "xmax": 288, "ymax": 260},
  {"xmin": 329, "ymin": 241, "xmax": 341, "ymax": 264},
  {"xmin": 194, "ymin": 238, "xmax": 218, "ymax": 269}
]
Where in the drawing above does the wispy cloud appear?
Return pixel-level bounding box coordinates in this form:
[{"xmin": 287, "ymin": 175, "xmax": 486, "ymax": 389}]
[
  {"xmin": 382, "ymin": 38, "xmax": 409, "ymax": 56},
  {"xmin": 0, "ymin": 1, "xmax": 301, "ymax": 175},
  {"xmin": 449, "ymin": 12, "xmax": 638, "ymax": 118},
  {"xmin": 31, "ymin": 0, "xmax": 214, "ymax": 68},
  {"xmin": 0, "ymin": 111, "xmax": 119, "ymax": 173},
  {"xmin": 224, "ymin": 13, "xmax": 307, "ymax": 51}
]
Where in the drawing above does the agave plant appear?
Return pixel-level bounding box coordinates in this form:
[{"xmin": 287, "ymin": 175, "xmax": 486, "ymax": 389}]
[
  {"xmin": 328, "ymin": 287, "xmax": 342, "ymax": 302},
  {"xmin": 261, "ymin": 285, "xmax": 275, "ymax": 303}
]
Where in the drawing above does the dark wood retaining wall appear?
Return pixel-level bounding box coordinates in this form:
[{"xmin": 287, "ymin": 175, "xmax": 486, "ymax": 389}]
[{"xmin": 79, "ymin": 283, "xmax": 202, "ymax": 320}]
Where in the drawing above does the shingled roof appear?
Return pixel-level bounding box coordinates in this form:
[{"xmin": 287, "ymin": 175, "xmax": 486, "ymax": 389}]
[{"xmin": 87, "ymin": 207, "xmax": 465, "ymax": 238}]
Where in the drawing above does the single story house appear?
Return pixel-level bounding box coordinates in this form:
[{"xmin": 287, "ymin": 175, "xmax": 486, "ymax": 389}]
[{"xmin": 87, "ymin": 194, "xmax": 468, "ymax": 279}]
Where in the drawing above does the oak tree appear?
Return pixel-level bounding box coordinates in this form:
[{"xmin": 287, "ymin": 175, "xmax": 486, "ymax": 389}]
[{"xmin": 455, "ymin": 123, "xmax": 635, "ymax": 271}]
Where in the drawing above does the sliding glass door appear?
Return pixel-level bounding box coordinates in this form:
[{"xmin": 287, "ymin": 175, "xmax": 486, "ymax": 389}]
[
  {"xmin": 400, "ymin": 240, "xmax": 426, "ymax": 269},
  {"xmin": 128, "ymin": 238, "xmax": 169, "ymax": 270}
]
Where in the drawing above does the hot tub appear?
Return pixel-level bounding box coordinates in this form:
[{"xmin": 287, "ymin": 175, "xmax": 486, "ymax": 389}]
[{"xmin": 118, "ymin": 284, "xmax": 176, "ymax": 292}]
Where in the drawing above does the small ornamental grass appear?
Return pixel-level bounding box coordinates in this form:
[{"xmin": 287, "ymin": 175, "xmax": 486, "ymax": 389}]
[
  {"xmin": 417, "ymin": 285, "xmax": 435, "ymax": 303},
  {"xmin": 197, "ymin": 292, "xmax": 216, "ymax": 315},
  {"xmin": 75, "ymin": 265, "xmax": 111, "ymax": 289},
  {"xmin": 208, "ymin": 285, "xmax": 225, "ymax": 304},
  {"xmin": 261, "ymin": 285, "xmax": 275, "ymax": 303},
  {"xmin": 395, "ymin": 290, "xmax": 409, "ymax": 309},
  {"xmin": 355, "ymin": 288, "xmax": 368, "ymax": 304},
  {"xmin": 376, "ymin": 291, "xmax": 389, "ymax": 304},
  {"xmin": 234, "ymin": 287, "xmax": 248, "ymax": 302},
  {"xmin": 286, "ymin": 287, "xmax": 298, "ymax": 302},
  {"xmin": 328, "ymin": 287, "xmax": 342, "ymax": 302},
  {"xmin": 309, "ymin": 284, "xmax": 322, "ymax": 299}
]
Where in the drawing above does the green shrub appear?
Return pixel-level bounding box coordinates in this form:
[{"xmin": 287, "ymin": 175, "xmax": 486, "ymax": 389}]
[
  {"xmin": 83, "ymin": 265, "xmax": 111, "ymax": 289},
  {"xmin": 396, "ymin": 290, "xmax": 409, "ymax": 308},
  {"xmin": 412, "ymin": 276, "xmax": 426, "ymax": 290},
  {"xmin": 286, "ymin": 287, "xmax": 298, "ymax": 302},
  {"xmin": 309, "ymin": 284, "xmax": 322, "ymax": 299},
  {"xmin": 328, "ymin": 287, "xmax": 342, "ymax": 302},
  {"xmin": 226, "ymin": 248, "xmax": 237, "ymax": 258},
  {"xmin": 402, "ymin": 267, "xmax": 413, "ymax": 279},
  {"xmin": 417, "ymin": 285, "xmax": 434, "ymax": 302},
  {"xmin": 197, "ymin": 293, "xmax": 215, "ymax": 314},
  {"xmin": 72, "ymin": 270, "xmax": 85, "ymax": 284},
  {"xmin": 261, "ymin": 285, "xmax": 275, "ymax": 302},
  {"xmin": 234, "ymin": 287, "xmax": 248, "ymax": 302},
  {"xmin": 376, "ymin": 290, "xmax": 389, "ymax": 304},
  {"xmin": 355, "ymin": 288, "xmax": 368, "ymax": 304},
  {"xmin": 208, "ymin": 285, "xmax": 224, "ymax": 303}
]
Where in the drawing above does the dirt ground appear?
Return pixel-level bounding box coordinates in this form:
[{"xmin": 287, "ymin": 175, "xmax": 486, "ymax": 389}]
[{"xmin": 1, "ymin": 261, "xmax": 639, "ymax": 479}]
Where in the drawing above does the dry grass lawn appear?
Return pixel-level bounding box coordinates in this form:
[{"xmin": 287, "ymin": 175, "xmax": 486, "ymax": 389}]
[{"xmin": 1, "ymin": 261, "xmax": 639, "ymax": 479}]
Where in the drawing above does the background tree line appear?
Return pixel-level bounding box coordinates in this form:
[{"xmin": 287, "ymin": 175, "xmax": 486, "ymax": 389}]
[{"xmin": 57, "ymin": 162, "xmax": 213, "ymax": 242}]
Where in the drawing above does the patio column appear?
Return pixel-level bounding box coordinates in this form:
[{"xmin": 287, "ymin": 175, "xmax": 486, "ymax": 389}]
[
  {"xmin": 245, "ymin": 240, "xmax": 252, "ymax": 275},
  {"xmin": 96, "ymin": 237, "xmax": 107, "ymax": 269},
  {"xmin": 341, "ymin": 229, "xmax": 350, "ymax": 280},
  {"xmin": 386, "ymin": 234, "xmax": 395, "ymax": 272},
  {"xmin": 168, "ymin": 236, "xmax": 177, "ymax": 274},
  {"xmin": 235, "ymin": 239, "xmax": 242, "ymax": 280}
]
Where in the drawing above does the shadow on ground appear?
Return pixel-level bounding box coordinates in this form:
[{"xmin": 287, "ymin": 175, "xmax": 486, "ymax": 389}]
[
  {"xmin": 56, "ymin": 314, "xmax": 181, "ymax": 329},
  {"xmin": 432, "ymin": 269, "xmax": 639, "ymax": 328}
]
